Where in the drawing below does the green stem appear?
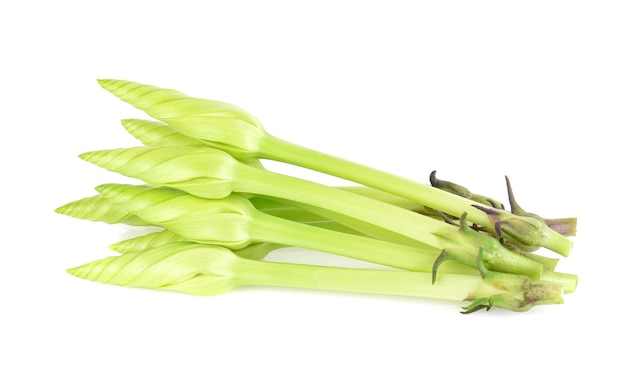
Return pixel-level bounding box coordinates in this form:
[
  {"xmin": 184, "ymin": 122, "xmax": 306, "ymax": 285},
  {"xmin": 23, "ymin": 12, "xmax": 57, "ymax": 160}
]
[
  {"xmin": 259, "ymin": 135, "xmax": 572, "ymax": 256},
  {"xmin": 231, "ymin": 162, "xmax": 544, "ymax": 279},
  {"xmin": 234, "ymin": 256, "xmax": 482, "ymax": 301},
  {"xmin": 68, "ymin": 242, "xmax": 565, "ymax": 312},
  {"xmin": 108, "ymin": 230, "xmax": 575, "ymax": 294},
  {"xmin": 255, "ymin": 195, "xmax": 431, "ymax": 247},
  {"xmin": 247, "ymin": 209, "xmax": 477, "ymax": 275},
  {"xmin": 79, "ymin": 145, "xmax": 546, "ymax": 279},
  {"xmin": 541, "ymin": 271, "xmax": 577, "ymax": 293},
  {"xmin": 236, "ymin": 164, "xmax": 457, "ymax": 249}
]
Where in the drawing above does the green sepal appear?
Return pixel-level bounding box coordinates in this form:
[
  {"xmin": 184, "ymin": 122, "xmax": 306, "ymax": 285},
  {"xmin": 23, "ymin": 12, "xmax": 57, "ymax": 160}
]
[
  {"xmin": 431, "ymin": 248, "xmax": 476, "ymax": 284},
  {"xmin": 434, "ymin": 213, "xmax": 544, "ymax": 280},
  {"xmin": 460, "ymin": 249, "xmax": 564, "ymax": 313},
  {"xmin": 505, "ymin": 176, "xmax": 577, "ymax": 237},
  {"xmin": 430, "ymin": 171, "xmax": 504, "ymax": 208}
]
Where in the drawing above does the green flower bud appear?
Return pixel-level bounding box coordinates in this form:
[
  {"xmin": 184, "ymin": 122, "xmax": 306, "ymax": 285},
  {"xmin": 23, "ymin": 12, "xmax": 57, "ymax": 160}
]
[
  {"xmin": 120, "ymin": 119, "xmax": 205, "ymax": 147},
  {"xmin": 98, "ymin": 79, "xmax": 267, "ymax": 158},
  {"xmin": 110, "ymin": 230, "xmax": 186, "ymax": 254},
  {"xmin": 96, "ymin": 184, "xmax": 254, "ymax": 249},
  {"xmin": 68, "ymin": 242, "xmax": 239, "ymax": 296},
  {"xmin": 80, "ymin": 146, "xmax": 238, "ymax": 199},
  {"xmin": 55, "ymin": 194, "xmax": 149, "ymax": 226}
]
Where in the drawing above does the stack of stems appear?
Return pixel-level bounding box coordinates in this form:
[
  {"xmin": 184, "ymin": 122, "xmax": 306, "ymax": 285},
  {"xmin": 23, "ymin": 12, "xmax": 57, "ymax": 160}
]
[{"xmin": 55, "ymin": 79, "xmax": 578, "ymax": 313}]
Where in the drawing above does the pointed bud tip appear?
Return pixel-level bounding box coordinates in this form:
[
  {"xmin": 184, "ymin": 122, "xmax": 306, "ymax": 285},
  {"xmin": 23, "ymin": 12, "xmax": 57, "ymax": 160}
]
[
  {"xmin": 78, "ymin": 149, "xmax": 116, "ymax": 168},
  {"xmin": 97, "ymin": 78, "xmax": 118, "ymax": 88},
  {"xmin": 108, "ymin": 243, "xmax": 121, "ymax": 252},
  {"xmin": 95, "ymin": 183, "xmax": 143, "ymax": 202},
  {"xmin": 66, "ymin": 266, "xmax": 81, "ymax": 277},
  {"xmin": 95, "ymin": 183, "xmax": 119, "ymax": 197},
  {"xmin": 120, "ymin": 119, "xmax": 159, "ymax": 135},
  {"xmin": 94, "ymin": 183, "xmax": 109, "ymax": 192},
  {"xmin": 78, "ymin": 150, "xmax": 109, "ymax": 163},
  {"xmin": 78, "ymin": 150, "xmax": 96, "ymax": 162},
  {"xmin": 120, "ymin": 118, "xmax": 149, "ymax": 127},
  {"xmin": 97, "ymin": 79, "xmax": 140, "ymax": 96}
]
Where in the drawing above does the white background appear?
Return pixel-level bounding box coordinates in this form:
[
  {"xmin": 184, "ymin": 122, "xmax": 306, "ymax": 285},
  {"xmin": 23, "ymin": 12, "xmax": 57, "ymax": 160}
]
[{"xmin": 2, "ymin": 1, "xmax": 624, "ymax": 391}]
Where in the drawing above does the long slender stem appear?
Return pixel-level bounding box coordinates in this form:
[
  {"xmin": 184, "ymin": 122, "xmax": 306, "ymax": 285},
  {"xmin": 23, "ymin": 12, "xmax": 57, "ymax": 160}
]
[
  {"xmin": 230, "ymin": 254, "xmax": 565, "ymax": 312},
  {"xmin": 247, "ymin": 209, "xmax": 478, "ymax": 275},
  {"xmin": 232, "ymin": 256, "xmax": 483, "ymax": 301},
  {"xmin": 77, "ymin": 146, "xmax": 545, "ymax": 278},
  {"xmin": 67, "ymin": 242, "xmax": 565, "ymax": 312},
  {"xmin": 95, "ymin": 79, "xmax": 572, "ymax": 256},
  {"xmin": 232, "ymin": 161, "xmax": 545, "ymax": 279},
  {"xmin": 254, "ymin": 195, "xmax": 431, "ymax": 247},
  {"xmin": 259, "ymin": 135, "xmax": 572, "ymax": 256},
  {"xmin": 235, "ymin": 164, "xmax": 457, "ymax": 249}
]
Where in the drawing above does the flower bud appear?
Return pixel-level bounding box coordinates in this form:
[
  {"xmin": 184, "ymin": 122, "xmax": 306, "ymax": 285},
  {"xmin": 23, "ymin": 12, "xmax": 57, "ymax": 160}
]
[
  {"xmin": 80, "ymin": 146, "xmax": 237, "ymax": 199},
  {"xmin": 67, "ymin": 242, "xmax": 239, "ymax": 296},
  {"xmin": 98, "ymin": 79, "xmax": 267, "ymax": 158},
  {"xmin": 96, "ymin": 184, "xmax": 255, "ymax": 249}
]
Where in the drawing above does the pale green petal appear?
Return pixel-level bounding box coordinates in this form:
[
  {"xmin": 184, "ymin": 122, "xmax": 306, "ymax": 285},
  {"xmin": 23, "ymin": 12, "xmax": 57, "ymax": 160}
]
[
  {"xmin": 67, "ymin": 243, "xmax": 239, "ymax": 295},
  {"xmin": 97, "ymin": 79, "xmax": 257, "ymax": 123},
  {"xmin": 55, "ymin": 194, "xmax": 150, "ymax": 226},
  {"xmin": 110, "ymin": 229, "xmax": 284, "ymax": 259},
  {"xmin": 110, "ymin": 230, "xmax": 186, "ymax": 253},
  {"xmin": 98, "ymin": 79, "xmax": 267, "ymax": 157},
  {"xmin": 66, "ymin": 242, "xmax": 564, "ymax": 311},
  {"xmin": 233, "ymin": 242, "xmax": 285, "ymax": 260},
  {"xmin": 96, "ymin": 184, "xmax": 254, "ymax": 249},
  {"xmin": 79, "ymin": 146, "xmax": 236, "ymax": 199},
  {"xmin": 120, "ymin": 119, "xmax": 205, "ymax": 147}
]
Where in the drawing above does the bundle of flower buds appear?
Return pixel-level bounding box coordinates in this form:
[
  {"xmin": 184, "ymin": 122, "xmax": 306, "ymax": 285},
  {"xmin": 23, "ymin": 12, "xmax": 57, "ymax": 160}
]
[{"xmin": 56, "ymin": 79, "xmax": 578, "ymax": 313}]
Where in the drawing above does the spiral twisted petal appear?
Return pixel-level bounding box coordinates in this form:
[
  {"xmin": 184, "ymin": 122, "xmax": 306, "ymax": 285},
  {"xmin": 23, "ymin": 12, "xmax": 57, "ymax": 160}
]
[
  {"xmin": 67, "ymin": 243, "xmax": 239, "ymax": 295},
  {"xmin": 110, "ymin": 230, "xmax": 187, "ymax": 254},
  {"xmin": 97, "ymin": 79, "xmax": 267, "ymax": 154},
  {"xmin": 80, "ymin": 146, "xmax": 236, "ymax": 199},
  {"xmin": 55, "ymin": 194, "xmax": 149, "ymax": 226},
  {"xmin": 95, "ymin": 184, "xmax": 254, "ymax": 249},
  {"xmin": 120, "ymin": 119, "xmax": 204, "ymax": 147}
]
